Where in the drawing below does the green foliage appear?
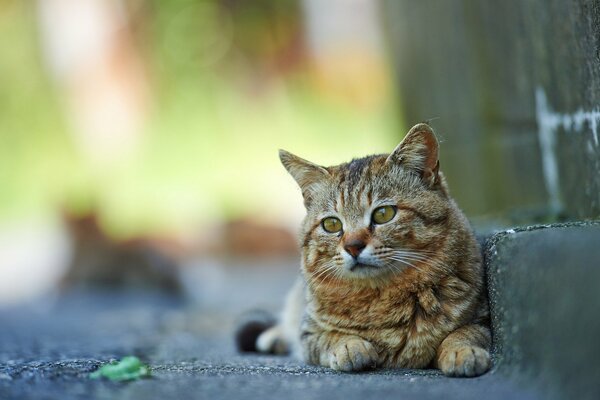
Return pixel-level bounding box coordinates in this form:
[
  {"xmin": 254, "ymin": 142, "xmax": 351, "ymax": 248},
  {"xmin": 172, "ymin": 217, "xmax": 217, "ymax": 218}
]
[
  {"xmin": 0, "ymin": 1, "xmax": 76, "ymax": 221},
  {"xmin": 0, "ymin": 1, "xmax": 399, "ymax": 236}
]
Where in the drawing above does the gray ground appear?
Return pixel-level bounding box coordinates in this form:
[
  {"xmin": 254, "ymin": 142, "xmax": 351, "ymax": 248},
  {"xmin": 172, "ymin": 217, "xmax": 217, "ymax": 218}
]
[
  {"xmin": 7, "ymin": 219, "xmax": 600, "ymax": 400},
  {"xmin": 1, "ymin": 268, "xmax": 539, "ymax": 400}
]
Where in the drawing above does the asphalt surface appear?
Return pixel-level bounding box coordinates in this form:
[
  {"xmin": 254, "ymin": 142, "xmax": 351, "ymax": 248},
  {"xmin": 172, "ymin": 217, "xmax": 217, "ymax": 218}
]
[
  {"xmin": 6, "ymin": 221, "xmax": 599, "ymax": 400},
  {"xmin": 0, "ymin": 287, "xmax": 540, "ymax": 400}
]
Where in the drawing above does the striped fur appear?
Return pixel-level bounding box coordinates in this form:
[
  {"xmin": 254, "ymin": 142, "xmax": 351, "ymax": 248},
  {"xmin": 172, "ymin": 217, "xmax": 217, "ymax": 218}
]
[{"xmin": 259, "ymin": 123, "xmax": 490, "ymax": 376}]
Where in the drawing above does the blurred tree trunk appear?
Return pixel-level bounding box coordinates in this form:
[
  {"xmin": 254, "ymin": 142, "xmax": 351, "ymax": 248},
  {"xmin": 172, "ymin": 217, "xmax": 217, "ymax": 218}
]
[
  {"xmin": 36, "ymin": 0, "xmax": 149, "ymax": 168},
  {"xmin": 302, "ymin": 0, "xmax": 391, "ymax": 109}
]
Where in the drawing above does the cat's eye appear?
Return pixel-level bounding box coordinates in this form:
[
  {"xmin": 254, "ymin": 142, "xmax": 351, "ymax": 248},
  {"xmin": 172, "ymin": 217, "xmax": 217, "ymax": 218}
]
[
  {"xmin": 372, "ymin": 205, "xmax": 397, "ymax": 225},
  {"xmin": 322, "ymin": 217, "xmax": 343, "ymax": 233}
]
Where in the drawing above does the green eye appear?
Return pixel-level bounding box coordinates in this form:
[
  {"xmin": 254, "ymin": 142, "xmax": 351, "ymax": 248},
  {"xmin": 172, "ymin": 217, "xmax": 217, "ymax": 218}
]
[
  {"xmin": 322, "ymin": 217, "xmax": 343, "ymax": 233},
  {"xmin": 372, "ymin": 205, "xmax": 397, "ymax": 225}
]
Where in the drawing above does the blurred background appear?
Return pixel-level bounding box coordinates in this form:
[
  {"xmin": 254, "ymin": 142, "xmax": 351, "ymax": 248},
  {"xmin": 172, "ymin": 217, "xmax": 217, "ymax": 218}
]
[{"xmin": 1, "ymin": 0, "xmax": 599, "ymax": 307}]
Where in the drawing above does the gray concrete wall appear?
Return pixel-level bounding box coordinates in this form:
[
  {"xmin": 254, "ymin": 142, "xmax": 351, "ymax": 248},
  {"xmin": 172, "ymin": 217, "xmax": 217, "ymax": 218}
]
[{"xmin": 381, "ymin": 0, "xmax": 600, "ymax": 221}]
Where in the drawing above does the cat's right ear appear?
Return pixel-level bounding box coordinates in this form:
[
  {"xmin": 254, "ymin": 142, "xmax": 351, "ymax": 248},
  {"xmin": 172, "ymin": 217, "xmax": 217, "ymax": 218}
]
[{"xmin": 279, "ymin": 150, "xmax": 330, "ymax": 205}]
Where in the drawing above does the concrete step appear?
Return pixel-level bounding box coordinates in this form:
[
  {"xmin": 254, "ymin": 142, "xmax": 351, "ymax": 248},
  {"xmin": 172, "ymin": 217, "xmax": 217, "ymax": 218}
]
[{"xmin": 485, "ymin": 221, "xmax": 600, "ymax": 400}]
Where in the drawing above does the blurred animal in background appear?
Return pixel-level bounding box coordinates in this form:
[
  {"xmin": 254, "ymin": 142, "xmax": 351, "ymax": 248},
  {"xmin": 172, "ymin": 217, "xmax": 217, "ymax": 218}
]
[
  {"xmin": 59, "ymin": 211, "xmax": 299, "ymax": 298},
  {"xmin": 60, "ymin": 212, "xmax": 183, "ymax": 294}
]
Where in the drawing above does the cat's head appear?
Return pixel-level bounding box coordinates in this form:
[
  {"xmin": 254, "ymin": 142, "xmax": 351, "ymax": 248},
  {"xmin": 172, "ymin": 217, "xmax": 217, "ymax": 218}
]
[{"xmin": 280, "ymin": 123, "xmax": 453, "ymax": 284}]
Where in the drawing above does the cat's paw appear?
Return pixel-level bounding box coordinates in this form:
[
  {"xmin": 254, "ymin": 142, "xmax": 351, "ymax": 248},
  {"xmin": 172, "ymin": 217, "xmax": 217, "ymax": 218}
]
[
  {"xmin": 438, "ymin": 345, "xmax": 490, "ymax": 377},
  {"xmin": 329, "ymin": 337, "xmax": 378, "ymax": 372}
]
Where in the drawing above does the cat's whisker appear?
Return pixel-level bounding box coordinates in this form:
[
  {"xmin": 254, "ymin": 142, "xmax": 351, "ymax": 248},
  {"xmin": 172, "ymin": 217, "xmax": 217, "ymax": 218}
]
[
  {"xmin": 390, "ymin": 249, "xmax": 430, "ymax": 257},
  {"xmin": 390, "ymin": 256, "xmax": 447, "ymax": 273},
  {"xmin": 387, "ymin": 254, "xmax": 427, "ymax": 263},
  {"xmin": 308, "ymin": 261, "xmax": 345, "ymax": 291},
  {"xmin": 382, "ymin": 260, "xmax": 406, "ymax": 276},
  {"xmin": 385, "ymin": 256, "xmax": 421, "ymax": 271},
  {"xmin": 375, "ymin": 251, "xmax": 434, "ymax": 267},
  {"xmin": 386, "ymin": 252, "xmax": 427, "ymax": 261},
  {"xmin": 384, "ymin": 253, "xmax": 450, "ymax": 274},
  {"xmin": 310, "ymin": 264, "xmax": 336, "ymax": 284},
  {"xmin": 308, "ymin": 265, "xmax": 334, "ymax": 286},
  {"xmin": 374, "ymin": 250, "xmax": 453, "ymax": 282},
  {"xmin": 314, "ymin": 265, "xmax": 344, "ymax": 292},
  {"xmin": 388, "ymin": 250, "xmax": 451, "ymax": 272}
]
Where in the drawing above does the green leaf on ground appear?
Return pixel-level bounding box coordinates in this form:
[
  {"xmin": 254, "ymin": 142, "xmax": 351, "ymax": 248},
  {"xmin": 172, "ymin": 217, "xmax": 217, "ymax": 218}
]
[{"xmin": 90, "ymin": 356, "xmax": 151, "ymax": 381}]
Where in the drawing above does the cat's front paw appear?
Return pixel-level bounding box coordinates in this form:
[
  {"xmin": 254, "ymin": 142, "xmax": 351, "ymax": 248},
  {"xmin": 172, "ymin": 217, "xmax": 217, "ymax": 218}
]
[
  {"xmin": 437, "ymin": 345, "xmax": 490, "ymax": 377},
  {"xmin": 329, "ymin": 337, "xmax": 378, "ymax": 372}
]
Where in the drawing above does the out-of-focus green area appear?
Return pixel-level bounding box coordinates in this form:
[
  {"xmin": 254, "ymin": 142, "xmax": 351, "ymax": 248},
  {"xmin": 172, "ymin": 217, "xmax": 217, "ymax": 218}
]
[
  {"xmin": 0, "ymin": 0, "xmax": 398, "ymax": 238},
  {"xmin": 0, "ymin": 2, "xmax": 74, "ymax": 221}
]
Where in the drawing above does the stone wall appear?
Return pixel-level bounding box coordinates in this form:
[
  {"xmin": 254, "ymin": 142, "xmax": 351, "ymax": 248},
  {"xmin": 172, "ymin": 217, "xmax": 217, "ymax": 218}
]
[{"xmin": 382, "ymin": 0, "xmax": 600, "ymax": 221}]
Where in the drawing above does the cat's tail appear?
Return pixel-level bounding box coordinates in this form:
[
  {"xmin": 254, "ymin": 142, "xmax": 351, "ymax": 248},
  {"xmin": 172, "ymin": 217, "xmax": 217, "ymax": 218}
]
[
  {"xmin": 234, "ymin": 309, "xmax": 288, "ymax": 353},
  {"xmin": 235, "ymin": 278, "xmax": 304, "ymax": 354}
]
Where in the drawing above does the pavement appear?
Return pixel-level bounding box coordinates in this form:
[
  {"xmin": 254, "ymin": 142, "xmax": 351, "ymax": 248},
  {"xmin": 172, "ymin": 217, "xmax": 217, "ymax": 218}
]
[{"xmin": 1, "ymin": 222, "xmax": 599, "ymax": 400}]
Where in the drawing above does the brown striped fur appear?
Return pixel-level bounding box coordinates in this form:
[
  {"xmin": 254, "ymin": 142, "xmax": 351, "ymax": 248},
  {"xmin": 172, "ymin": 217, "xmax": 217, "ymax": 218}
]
[{"xmin": 257, "ymin": 123, "xmax": 491, "ymax": 376}]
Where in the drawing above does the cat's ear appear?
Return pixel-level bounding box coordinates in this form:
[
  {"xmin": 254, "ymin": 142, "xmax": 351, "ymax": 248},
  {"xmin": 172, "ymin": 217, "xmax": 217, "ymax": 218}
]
[
  {"xmin": 386, "ymin": 123, "xmax": 440, "ymax": 187},
  {"xmin": 279, "ymin": 149, "xmax": 330, "ymax": 205}
]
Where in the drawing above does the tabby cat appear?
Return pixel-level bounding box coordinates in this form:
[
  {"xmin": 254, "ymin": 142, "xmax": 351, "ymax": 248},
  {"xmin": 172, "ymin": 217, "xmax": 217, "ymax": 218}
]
[{"xmin": 252, "ymin": 123, "xmax": 490, "ymax": 376}]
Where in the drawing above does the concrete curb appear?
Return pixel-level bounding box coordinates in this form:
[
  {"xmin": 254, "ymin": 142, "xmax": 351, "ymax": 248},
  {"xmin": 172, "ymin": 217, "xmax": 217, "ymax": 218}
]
[{"xmin": 484, "ymin": 221, "xmax": 600, "ymax": 400}]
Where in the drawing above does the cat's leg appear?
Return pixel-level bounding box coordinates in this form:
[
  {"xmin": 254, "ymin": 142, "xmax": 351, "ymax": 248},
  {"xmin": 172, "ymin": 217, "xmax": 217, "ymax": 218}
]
[
  {"xmin": 434, "ymin": 323, "xmax": 491, "ymax": 377},
  {"xmin": 256, "ymin": 277, "xmax": 305, "ymax": 355},
  {"xmin": 301, "ymin": 326, "xmax": 379, "ymax": 372}
]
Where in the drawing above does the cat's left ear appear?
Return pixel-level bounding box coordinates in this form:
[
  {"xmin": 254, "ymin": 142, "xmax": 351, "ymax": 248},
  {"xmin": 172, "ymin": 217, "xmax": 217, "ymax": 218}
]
[{"xmin": 386, "ymin": 123, "xmax": 440, "ymax": 187}]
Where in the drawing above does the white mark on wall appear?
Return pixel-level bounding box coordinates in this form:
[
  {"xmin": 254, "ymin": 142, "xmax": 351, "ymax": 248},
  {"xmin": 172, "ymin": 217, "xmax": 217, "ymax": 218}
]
[{"xmin": 535, "ymin": 87, "xmax": 600, "ymax": 213}]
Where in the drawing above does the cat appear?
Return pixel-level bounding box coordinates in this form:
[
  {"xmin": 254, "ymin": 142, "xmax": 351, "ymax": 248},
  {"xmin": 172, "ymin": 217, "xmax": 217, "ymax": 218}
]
[
  {"xmin": 60, "ymin": 212, "xmax": 182, "ymax": 294},
  {"xmin": 241, "ymin": 123, "xmax": 491, "ymax": 377}
]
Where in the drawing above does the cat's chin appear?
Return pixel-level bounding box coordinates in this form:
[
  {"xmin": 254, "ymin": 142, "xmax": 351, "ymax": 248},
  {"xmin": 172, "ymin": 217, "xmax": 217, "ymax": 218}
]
[
  {"xmin": 345, "ymin": 263, "xmax": 404, "ymax": 280},
  {"xmin": 348, "ymin": 262, "xmax": 379, "ymax": 271}
]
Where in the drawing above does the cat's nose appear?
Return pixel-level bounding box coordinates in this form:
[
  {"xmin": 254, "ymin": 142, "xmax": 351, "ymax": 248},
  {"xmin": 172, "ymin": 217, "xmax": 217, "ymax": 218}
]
[{"xmin": 344, "ymin": 239, "xmax": 366, "ymax": 259}]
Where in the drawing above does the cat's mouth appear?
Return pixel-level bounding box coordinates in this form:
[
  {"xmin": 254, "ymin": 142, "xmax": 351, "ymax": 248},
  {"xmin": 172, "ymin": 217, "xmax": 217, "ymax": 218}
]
[
  {"xmin": 348, "ymin": 262, "xmax": 379, "ymax": 271},
  {"xmin": 346, "ymin": 259, "xmax": 404, "ymax": 278}
]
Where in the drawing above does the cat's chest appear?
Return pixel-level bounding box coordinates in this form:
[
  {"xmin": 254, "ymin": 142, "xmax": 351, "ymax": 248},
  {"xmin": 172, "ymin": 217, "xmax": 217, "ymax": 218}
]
[
  {"xmin": 316, "ymin": 287, "xmax": 454, "ymax": 367},
  {"xmin": 312, "ymin": 285, "xmax": 445, "ymax": 332}
]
